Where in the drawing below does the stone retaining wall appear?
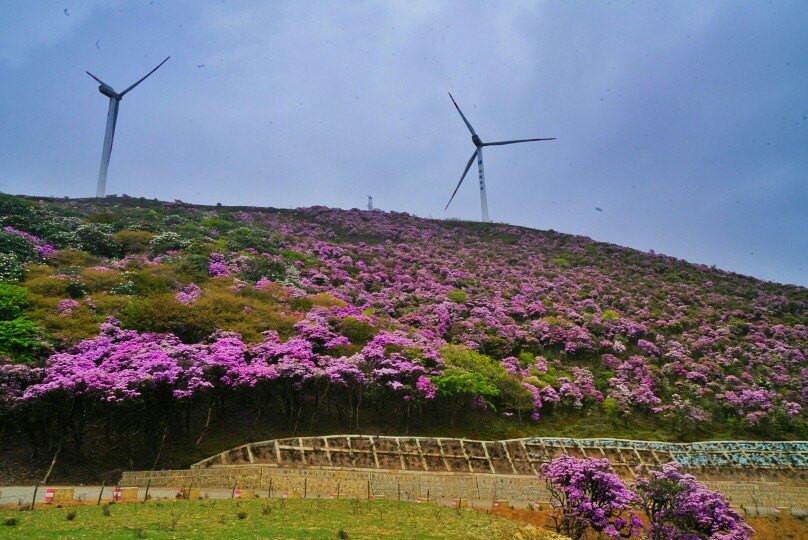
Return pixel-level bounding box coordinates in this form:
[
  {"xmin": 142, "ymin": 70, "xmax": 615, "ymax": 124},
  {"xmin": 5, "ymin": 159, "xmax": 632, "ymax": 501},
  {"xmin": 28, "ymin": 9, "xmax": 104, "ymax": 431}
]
[
  {"xmin": 120, "ymin": 466, "xmax": 808, "ymax": 511},
  {"xmin": 122, "ymin": 466, "xmax": 550, "ymax": 501}
]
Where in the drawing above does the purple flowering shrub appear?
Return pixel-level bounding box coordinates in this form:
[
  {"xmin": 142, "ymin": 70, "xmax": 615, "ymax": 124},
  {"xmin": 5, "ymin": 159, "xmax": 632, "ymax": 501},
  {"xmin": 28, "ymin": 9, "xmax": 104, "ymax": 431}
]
[
  {"xmin": 542, "ymin": 457, "xmax": 755, "ymax": 540},
  {"xmin": 635, "ymin": 462, "xmax": 753, "ymax": 540},
  {"xmin": 541, "ymin": 455, "xmax": 643, "ymax": 539}
]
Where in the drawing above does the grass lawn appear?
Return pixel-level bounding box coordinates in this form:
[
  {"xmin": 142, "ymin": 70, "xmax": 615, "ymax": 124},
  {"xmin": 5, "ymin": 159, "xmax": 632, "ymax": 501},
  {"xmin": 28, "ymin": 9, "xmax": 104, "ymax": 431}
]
[{"xmin": 0, "ymin": 498, "xmax": 563, "ymax": 539}]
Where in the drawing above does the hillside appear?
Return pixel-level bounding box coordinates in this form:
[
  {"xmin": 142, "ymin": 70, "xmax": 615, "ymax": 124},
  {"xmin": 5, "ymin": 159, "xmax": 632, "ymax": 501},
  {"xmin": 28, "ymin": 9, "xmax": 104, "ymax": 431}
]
[{"xmin": 0, "ymin": 194, "xmax": 805, "ymax": 480}]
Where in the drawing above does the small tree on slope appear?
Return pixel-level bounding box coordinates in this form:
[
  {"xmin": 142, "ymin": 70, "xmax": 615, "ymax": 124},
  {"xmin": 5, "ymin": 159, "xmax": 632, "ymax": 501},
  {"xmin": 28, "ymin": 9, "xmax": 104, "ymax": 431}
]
[
  {"xmin": 635, "ymin": 462, "xmax": 753, "ymax": 540},
  {"xmin": 541, "ymin": 455, "xmax": 643, "ymax": 539}
]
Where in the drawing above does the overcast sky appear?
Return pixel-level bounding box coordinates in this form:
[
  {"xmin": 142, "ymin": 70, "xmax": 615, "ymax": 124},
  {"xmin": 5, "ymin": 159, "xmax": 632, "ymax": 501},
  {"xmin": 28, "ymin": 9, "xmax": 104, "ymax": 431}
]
[{"xmin": 1, "ymin": 1, "xmax": 806, "ymax": 285}]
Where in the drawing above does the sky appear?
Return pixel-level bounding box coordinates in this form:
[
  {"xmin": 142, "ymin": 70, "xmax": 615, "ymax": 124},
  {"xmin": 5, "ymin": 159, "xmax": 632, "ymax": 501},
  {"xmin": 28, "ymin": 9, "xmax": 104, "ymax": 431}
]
[{"xmin": 1, "ymin": 1, "xmax": 806, "ymax": 286}]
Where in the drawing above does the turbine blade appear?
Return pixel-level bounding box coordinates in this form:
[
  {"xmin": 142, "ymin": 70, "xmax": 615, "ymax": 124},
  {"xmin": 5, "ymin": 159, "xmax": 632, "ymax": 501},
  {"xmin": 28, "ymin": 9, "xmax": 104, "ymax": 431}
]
[
  {"xmin": 85, "ymin": 71, "xmax": 107, "ymax": 86},
  {"xmin": 448, "ymin": 92, "xmax": 477, "ymax": 136},
  {"xmin": 483, "ymin": 137, "xmax": 556, "ymax": 146},
  {"xmin": 120, "ymin": 56, "xmax": 170, "ymax": 96},
  {"xmin": 445, "ymin": 150, "xmax": 478, "ymax": 211}
]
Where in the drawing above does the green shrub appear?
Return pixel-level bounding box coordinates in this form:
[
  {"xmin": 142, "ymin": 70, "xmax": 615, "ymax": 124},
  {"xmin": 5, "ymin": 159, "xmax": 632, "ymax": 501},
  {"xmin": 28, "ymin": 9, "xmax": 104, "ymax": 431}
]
[
  {"xmin": 441, "ymin": 345, "xmax": 530, "ymax": 411},
  {"xmin": 75, "ymin": 224, "xmax": 121, "ymax": 257},
  {"xmin": 126, "ymin": 269, "xmax": 175, "ymax": 295},
  {"xmin": 289, "ymin": 296, "xmax": 313, "ymax": 312},
  {"xmin": 0, "ymin": 231, "xmax": 38, "ymax": 262},
  {"xmin": 149, "ymin": 231, "xmax": 191, "ymax": 254},
  {"xmin": 447, "ymin": 289, "xmax": 467, "ymax": 303},
  {"xmin": 0, "ymin": 317, "xmax": 42, "ymax": 363},
  {"xmin": 601, "ymin": 309, "xmax": 620, "ymax": 321},
  {"xmin": 225, "ymin": 227, "xmax": 280, "ymax": 253},
  {"xmin": 0, "ymin": 253, "xmax": 24, "ymax": 283},
  {"xmin": 87, "ymin": 212, "xmax": 121, "ymax": 225},
  {"xmin": 122, "ymin": 295, "xmax": 216, "ymax": 343},
  {"xmin": 65, "ymin": 280, "xmax": 90, "ymax": 299},
  {"xmin": 23, "ymin": 276, "xmax": 69, "ymax": 296},
  {"xmin": 239, "ymin": 256, "xmax": 287, "ymax": 283},
  {"xmin": 46, "ymin": 249, "xmax": 99, "ymax": 268},
  {"xmin": 339, "ymin": 317, "xmax": 377, "ymax": 345},
  {"xmin": 0, "ymin": 283, "xmax": 29, "ymax": 320},
  {"xmin": 200, "ymin": 217, "xmax": 237, "ymax": 231},
  {"xmin": 78, "ymin": 269, "xmax": 121, "ymax": 293},
  {"xmin": 113, "ymin": 230, "xmax": 155, "ymax": 254}
]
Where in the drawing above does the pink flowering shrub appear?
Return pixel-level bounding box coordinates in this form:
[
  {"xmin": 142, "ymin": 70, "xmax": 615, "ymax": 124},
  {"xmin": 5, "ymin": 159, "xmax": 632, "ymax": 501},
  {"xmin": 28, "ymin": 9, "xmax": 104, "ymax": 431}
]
[
  {"xmin": 55, "ymin": 299, "xmax": 79, "ymax": 316},
  {"xmin": 175, "ymin": 283, "xmax": 202, "ymax": 305},
  {"xmin": 635, "ymin": 462, "xmax": 753, "ymax": 540},
  {"xmin": 541, "ymin": 455, "xmax": 642, "ymax": 539}
]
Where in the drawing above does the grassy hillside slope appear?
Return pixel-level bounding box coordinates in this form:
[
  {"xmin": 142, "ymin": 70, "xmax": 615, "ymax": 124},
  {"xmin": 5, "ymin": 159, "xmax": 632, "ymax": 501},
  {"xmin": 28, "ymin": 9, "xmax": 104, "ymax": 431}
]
[{"xmin": 0, "ymin": 194, "xmax": 804, "ymax": 481}]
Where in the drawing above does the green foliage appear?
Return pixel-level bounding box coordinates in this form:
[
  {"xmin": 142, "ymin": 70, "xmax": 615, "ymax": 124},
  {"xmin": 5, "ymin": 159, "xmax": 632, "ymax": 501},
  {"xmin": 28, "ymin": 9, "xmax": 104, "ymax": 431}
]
[
  {"xmin": 23, "ymin": 275, "xmax": 69, "ymax": 296},
  {"xmin": 281, "ymin": 249, "xmax": 318, "ymax": 267},
  {"xmin": 239, "ymin": 257, "xmax": 288, "ymax": 283},
  {"xmin": 602, "ymin": 397, "xmax": 619, "ymax": 419},
  {"xmin": 440, "ymin": 345, "xmax": 529, "ymax": 410},
  {"xmin": 0, "ymin": 317, "xmax": 42, "ymax": 363},
  {"xmin": 0, "ymin": 283, "xmax": 29, "ymax": 320},
  {"xmin": 0, "ymin": 253, "xmax": 24, "ymax": 283},
  {"xmin": 338, "ymin": 317, "xmax": 377, "ymax": 345},
  {"xmin": 289, "ymin": 296, "xmax": 313, "ymax": 312},
  {"xmin": 447, "ymin": 290, "xmax": 467, "ymax": 303},
  {"xmin": 149, "ymin": 232, "xmax": 191, "ymax": 254},
  {"xmin": 0, "ymin": 231, "xmax": 38, "ymax": 262},
  {"xmin": 175, "ymin": 253, "xmax": 212, "ymax": 281},
  {"xmin": 432, "ymin": 369, "xmax": 499, "ymax": 401},
  {"xmin": 113, "ymin": 230, "xmax": 155, "ymax": 253},
  {"xmin": 46, "ymin": 249, "xmax": 99, "ymax": 268},
  {"xmin": 601, "ymin": 309, "xmax": 620, "ymax": 321},
  {"xmin": 225, "ymin": 227, "xmax": 280, "ymax": 253},
  {"xmin": 200, "ymin": 217, "xmax": 237, "ymax": 232},
  {"xmin": 122, "ymin": 295, "xmax": 217, "ymax": 343},
  {"xmin": 87, "ymin": 212, "xmax": 121, "ymax": 225},
  {"xmin": 65, "ymin": 280, "xmax": 89, "ymax": 299},
  {"xmin": 75, "ymin": 224, "xmax": 121, "ymax": 257}
]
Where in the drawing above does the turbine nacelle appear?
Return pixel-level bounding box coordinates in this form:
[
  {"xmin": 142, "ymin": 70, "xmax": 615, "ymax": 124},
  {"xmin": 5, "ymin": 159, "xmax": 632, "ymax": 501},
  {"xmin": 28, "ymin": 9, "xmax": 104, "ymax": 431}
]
[
  {"xmin": 97, "ymin": 85, "xmax": 120, "ymax": 99},
  {"xmin": 471, "ymin": 134, "xmax": 483, "ymax": 147}
]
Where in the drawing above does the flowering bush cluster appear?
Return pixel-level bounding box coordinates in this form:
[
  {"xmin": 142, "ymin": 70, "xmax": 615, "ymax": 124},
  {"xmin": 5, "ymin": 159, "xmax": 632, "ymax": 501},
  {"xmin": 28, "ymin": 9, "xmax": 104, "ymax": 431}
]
[
  {"xmin": 542, "ymin": 455, "xmax": 642, "ymax": 539},
  {"xmin": 635, "ymin": 462, "xmax": 753, "ymax": 540},
  {"xmin": 542, "ymin": 456, "xmax": 752, "ymax": 540},
  {"xmin": 0, "ymin": 194, "xmax": 804, "ymax": 465}
]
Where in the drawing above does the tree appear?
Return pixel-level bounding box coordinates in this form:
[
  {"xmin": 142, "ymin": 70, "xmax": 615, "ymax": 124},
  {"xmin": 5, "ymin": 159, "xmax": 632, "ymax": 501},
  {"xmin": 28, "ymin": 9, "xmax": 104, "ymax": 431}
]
[
  {"xmin": 432, "ymin": 368, "xmax": 499, "ymax": 425},
  {"xmin": 540, "ymin": 455, "xmax": 642, "ymax": 539},
  {"xmin": 635, "ymin": 462, "xmax": 753, "ymax": 540}
]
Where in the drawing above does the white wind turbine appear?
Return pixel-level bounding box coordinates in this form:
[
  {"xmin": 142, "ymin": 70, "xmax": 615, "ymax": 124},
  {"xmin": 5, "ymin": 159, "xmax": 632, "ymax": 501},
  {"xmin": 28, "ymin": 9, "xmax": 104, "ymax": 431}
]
[
  {"xmin": 445, "ymin": 92, "xmax": 555, "ymax": 222},
  {"xmin": 86, "ymin": 56, "xmax": 170, "ymax": 198}
]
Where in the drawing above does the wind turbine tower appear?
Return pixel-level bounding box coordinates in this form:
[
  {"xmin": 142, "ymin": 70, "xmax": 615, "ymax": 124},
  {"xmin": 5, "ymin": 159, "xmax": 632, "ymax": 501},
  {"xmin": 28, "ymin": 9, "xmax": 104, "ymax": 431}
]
[
  {"xmin": 445, "ymin": 92, "xmax": 555, "ymax": 223},
  {"xmin": 86, "ymin": 56, "xmax": 170, "ymax": 198}
]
